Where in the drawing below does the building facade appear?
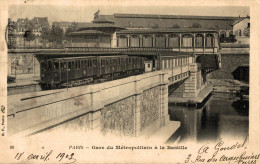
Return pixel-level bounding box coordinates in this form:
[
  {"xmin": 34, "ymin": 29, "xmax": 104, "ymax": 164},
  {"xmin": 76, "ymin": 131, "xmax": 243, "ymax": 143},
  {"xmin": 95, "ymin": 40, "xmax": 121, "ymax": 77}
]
[
  {"xmin": 8, "ymin": 17, "xmax": 50, "ymax": 48},
  {"xmin": 233, "ymin": 17, "xmax": 250, "ymax": 44},
  {"xmin": 92, "ymin": 11, "xmax": 247, "ymax": 43}
]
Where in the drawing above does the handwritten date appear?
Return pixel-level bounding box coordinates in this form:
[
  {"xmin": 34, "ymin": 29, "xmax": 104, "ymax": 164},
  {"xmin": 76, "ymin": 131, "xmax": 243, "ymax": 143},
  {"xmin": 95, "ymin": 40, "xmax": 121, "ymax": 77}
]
[{"xmin": 14, "ymin": 150, "xmax": 76, "ymax": 163}]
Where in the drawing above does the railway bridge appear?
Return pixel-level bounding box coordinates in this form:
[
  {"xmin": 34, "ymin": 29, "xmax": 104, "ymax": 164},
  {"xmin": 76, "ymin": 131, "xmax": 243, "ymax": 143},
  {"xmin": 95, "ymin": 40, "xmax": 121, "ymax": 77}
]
[{"xmin": 7, "ymin": 46, "xmax": 220, "ymax": 142}]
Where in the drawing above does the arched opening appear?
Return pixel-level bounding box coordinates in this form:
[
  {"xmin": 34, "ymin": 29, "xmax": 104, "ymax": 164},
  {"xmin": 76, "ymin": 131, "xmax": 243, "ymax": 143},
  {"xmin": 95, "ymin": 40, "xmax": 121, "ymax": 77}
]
[
  {"xmin": 168, "ymin": 34, "xmax": 179, "ymax": 48},
  {"xmin": 181, "ymin": 34, "xmax": 193, "ymax": 47},
  {"xmin": 219, "ymin": 31, "xmax": 226, "ymax": 42},
  {"xmin": 155, "ymin": 34, "xmax": 166, "ymax": 48},
  {"xmin": 205, "ymin": 34, "xmax": 214, "ymax": 47},
  {"xmin": 229, "ymin": 31, "xmax": 234, "ymax": 37},
  {"xmin": 117, "ymin": 35, "xmax": 128, "ymax": 47},
  {"xmin": 142, "ymin": 35, "xmax": 153, "ymax": 47},
  {"xmin": 130, "ymin": 35, "xmax": 140, "ymax": 47},
  {"xmin": 195, "ymin": 34, "xmax": 204, "ymax": 47}
]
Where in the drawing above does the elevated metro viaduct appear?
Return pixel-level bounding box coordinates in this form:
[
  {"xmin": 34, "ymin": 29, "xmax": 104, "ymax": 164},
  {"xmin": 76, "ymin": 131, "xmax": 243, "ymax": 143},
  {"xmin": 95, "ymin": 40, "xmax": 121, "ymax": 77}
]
[{"xmin": 7, "ymin": 48, "xmax": 220, "ymax": 141}]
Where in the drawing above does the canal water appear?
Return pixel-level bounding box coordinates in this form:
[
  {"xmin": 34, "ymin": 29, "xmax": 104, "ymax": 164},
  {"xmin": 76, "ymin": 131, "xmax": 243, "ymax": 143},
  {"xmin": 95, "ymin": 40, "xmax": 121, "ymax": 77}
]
[{"xmin": 168, "ymin": 92, "xmax": 249, "ymax": 143}]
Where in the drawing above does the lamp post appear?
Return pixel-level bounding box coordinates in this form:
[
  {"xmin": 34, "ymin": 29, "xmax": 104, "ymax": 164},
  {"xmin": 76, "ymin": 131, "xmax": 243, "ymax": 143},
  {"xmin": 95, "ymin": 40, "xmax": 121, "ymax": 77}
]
[
  {"xmin": 67, "ymin": 64, "xmax": 70, "ymax": 91},
  {"xmin": 13, "ymin": 57, "xmax": 18, "ymax": 83}
]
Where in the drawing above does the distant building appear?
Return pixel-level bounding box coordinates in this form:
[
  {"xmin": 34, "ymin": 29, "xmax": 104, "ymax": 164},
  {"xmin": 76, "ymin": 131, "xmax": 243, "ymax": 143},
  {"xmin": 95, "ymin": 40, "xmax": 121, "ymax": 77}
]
[
  {"xmin": 52, "ymin": 21, "xmax": 92, "ymax": 32},
  {"xmin": 92, "ymin": 12, "xmax": 246, "ymax": 43},
  {"xmin": 8, "ymin": 17, "xmax": 50, "ymax": 48},
  {"xmin": 232, "ymin": 16, "xmax": 250, "ymax": 44}
]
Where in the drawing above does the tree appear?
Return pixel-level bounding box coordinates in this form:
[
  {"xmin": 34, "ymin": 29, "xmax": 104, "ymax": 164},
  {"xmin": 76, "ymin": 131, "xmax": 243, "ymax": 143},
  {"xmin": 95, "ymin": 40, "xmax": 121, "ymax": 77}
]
[
  {"xmin": 41, "ymin": 27, "xmax": 51, "ymax": 47},
  {"xmin": 172, "ymin": 24, "xmax": 180, "ymax": 28},
  {"xmin": 50, "ymin": 25, "xmax": 64, "ymax": 48},
  {"xmin": 24, "ymin": 22, "xmax": 36, "ymax": 48},
  {"xmin": 24, "ymin": 29, "xmax": 36, "ymax": 48},
  {"xmin": 191, "ymin": 23, "xmax": 201, "ymax": 28},
  {"xmin": 65, "ymin": 22, "xmax": 78, "ymax": 38},
  {"xmin": 7, "ymin": 20, "xmax": 17, "ymax": 49}
]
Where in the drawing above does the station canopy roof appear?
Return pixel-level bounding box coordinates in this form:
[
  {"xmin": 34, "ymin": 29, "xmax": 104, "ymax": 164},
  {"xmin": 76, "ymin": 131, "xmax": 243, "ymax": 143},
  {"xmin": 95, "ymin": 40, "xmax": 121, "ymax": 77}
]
[
  {"xmin": 77, "ymin": 23, "xmax": 124, "ymax": 30},
  {"xmin": 69, "ymin": 30, "xmax": 111, "ymax": 36},
  {"xmin": 116, "ymin": 28, "xmax": 218, "ymax": 34}
]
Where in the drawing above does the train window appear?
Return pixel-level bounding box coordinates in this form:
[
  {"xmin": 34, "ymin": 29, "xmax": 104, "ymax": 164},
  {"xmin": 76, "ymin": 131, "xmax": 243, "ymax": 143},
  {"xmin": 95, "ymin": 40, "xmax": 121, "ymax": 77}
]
[
  {"xmin": 101, "ymin": 60, "xmax": 105, "ymax": 67},
  {"xmin": 68, "ymin": 62, "xmax": 72, "ymax": 70},
  {"xmin": 41, "ymin": 61, "xmax": 47, "ymax": 71},
  {"xmin": 61, "ymin": 62, "xmax": 64, "ymax": 70},
  {"xmin": 48, "ymin": 60, "xmax": 52, "ymax": 71},
  {"xmin": 78, "ymin": 61, "xmax": 80, "ymax": 69},
  {"xmin": 106, "ymin": 59, "xmax": 110, "ymax": 66},
  {"xmin": 81, "ymin": 61, "xmax": 84, "ymax": 68},
  {"xmin": 87, "ymin": 60, "xmax": 90, "ymax": 68},
  {"xmin": 53, "ymin": 61, "xmax": 59, "ymax": 70},
  {"xmin": 89, "ymin": 60, "xmax": 92, "ymax": 68},
  {"xmin": 93, "ymin": 59, "xmax": 97, "ymax": 67}
]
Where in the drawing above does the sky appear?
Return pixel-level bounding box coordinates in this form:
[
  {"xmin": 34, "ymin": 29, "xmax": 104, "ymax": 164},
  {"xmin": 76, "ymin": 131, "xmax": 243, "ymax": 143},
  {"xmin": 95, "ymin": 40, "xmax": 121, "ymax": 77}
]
[{"xmin": 8, "ymin": 4, "xmax": 250, "ymax": 24}]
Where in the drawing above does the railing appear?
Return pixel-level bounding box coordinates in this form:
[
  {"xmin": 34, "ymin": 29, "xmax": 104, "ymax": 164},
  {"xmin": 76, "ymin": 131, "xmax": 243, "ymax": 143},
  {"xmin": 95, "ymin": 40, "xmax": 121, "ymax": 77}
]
[{"xmin": 65, "ymin": 47, "xmax": 219, "ymax": 54}]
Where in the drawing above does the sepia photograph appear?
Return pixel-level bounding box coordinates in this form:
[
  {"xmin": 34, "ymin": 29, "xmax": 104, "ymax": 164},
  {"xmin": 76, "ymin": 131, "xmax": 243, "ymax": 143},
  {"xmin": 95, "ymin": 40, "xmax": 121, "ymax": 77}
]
[{"xmin": 0, "ymin": 0, "xmax": 259, "ymax": 163}]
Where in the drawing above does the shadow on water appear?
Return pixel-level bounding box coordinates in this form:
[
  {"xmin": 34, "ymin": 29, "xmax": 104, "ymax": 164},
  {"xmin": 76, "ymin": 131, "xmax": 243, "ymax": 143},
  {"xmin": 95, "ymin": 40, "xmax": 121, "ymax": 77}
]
[{"xmin": 167, "ymin": 92, "xmax": 249, "ymax": 143}]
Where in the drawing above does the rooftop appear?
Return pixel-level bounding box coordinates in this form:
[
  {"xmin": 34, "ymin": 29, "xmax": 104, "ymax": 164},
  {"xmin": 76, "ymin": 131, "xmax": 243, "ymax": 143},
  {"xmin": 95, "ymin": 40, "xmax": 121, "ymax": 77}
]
[
  {"xmin": 117, "ymin": 28, "xmax": 218, "ymax": 34},
  {"xmin": 69, "ymin": 30, "xmax": 110, "ymax": 36}
]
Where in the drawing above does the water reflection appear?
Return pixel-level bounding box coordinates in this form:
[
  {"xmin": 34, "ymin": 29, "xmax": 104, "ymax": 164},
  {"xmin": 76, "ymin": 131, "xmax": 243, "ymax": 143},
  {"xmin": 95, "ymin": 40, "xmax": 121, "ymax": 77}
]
[{"xmin": 168, "ymin": 92, "xmax": 249, "ymax": 143}]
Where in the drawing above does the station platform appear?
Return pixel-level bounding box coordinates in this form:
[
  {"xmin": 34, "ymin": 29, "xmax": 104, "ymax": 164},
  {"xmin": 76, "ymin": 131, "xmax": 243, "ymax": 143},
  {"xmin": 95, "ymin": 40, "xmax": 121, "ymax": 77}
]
[
  {"xmin": 7, "ymin": 77, "xmax": 42, "ymax": 96},
  {"xmin": 8, "ymin": 77, "xmax": 40, "ymax": 87}
]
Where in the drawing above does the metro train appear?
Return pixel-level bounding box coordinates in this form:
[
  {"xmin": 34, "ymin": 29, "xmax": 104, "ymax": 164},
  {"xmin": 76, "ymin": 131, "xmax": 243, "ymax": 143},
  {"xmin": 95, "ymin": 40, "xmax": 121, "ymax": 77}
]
[{"xmin": 40, "ymin": 55, "xmax": 146, "ymax": 88}]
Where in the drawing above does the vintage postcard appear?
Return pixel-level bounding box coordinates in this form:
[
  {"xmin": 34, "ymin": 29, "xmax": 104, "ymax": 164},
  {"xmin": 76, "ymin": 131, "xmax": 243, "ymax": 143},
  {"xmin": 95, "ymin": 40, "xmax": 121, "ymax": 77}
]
[{"xmin": 0, "ymin": 0, "xmax": 259, "ymax": 163}]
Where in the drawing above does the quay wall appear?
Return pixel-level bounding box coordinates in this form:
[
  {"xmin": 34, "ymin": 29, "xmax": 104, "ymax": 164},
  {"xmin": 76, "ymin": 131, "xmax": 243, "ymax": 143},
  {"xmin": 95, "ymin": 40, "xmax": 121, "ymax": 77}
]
[{"xmin": 208, "ymin": 53, "xmax": 249, "ymax": 80}]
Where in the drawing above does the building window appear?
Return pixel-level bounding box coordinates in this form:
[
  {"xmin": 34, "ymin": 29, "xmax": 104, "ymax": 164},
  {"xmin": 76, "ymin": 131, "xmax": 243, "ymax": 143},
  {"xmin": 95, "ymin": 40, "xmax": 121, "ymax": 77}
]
[
  {"xmin": 195, "ymin": 34, "xmax": 204, "ymax": 47},
  {"xmin": 248, "ymin": 23, "xmax": 250, "ymax": 28},
  {"xmin": 182, "ymin": 34, "xmax": 193, "ymax": 47},
  {"xmin": 142, "ymin": 35, "xmax": 153, "ymax": 47},
  {"xmin": 219, "ymin": 31, "xmax": 226, "ymax": 38},
  {"xmin": 205, "ymin": 34, "xmax": 214, "ymax": 47},
  {"xmin": 168, "ymin": 34, "xmax": 179, "ymax": 48},
  {"xmin": 130, "ymin": 35, "xmax": 140, "ymax": 47},
  {"xmin": 229, "ymin": 31, "xmax": 233, "ymax": 37},
  {"xmin": 117, "ymin": 35, "xmax": 128, "ymax": 47},
  {"xmin": 155, "ymin": 35, "xmax": 166, "ymax": 48}
]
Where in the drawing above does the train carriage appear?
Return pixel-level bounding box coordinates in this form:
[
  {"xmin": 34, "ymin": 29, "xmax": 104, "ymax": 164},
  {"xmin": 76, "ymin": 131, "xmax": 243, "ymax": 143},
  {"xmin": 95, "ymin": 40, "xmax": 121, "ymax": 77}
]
[{"xmin": 40, "ymin": 55, "xmax": 146, "ymax": 88}]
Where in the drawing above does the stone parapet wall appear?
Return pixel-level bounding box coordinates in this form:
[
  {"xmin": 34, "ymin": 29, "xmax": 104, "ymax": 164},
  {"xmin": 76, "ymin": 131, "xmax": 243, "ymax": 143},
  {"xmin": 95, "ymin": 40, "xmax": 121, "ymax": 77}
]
[{"xmin": 8, "ymin": 70, "xmax": 170, "ymax": 137}]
